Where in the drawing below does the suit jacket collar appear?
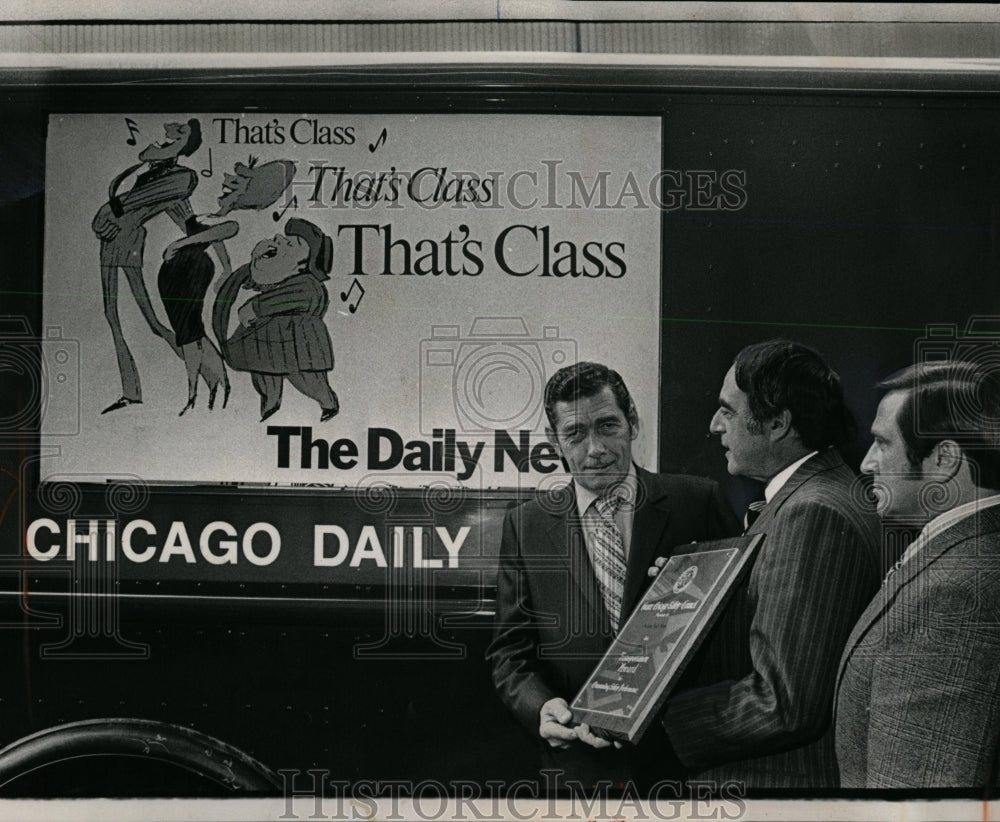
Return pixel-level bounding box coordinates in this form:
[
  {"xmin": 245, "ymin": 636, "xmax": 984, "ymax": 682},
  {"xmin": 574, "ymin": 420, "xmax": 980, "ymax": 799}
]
[
  {"xmin": 622, "ymin": 466, "xmax": 675, "ymax": 614},
  {"xmin": 746, "ymin": 447, "xmax": 845, "ymax": 535},
  {"xmin": 542, "ymin": 465, "xmax": 674, "ymax": 628},
  {"xmin": 890, "ymin": 501, "xmax": 1000, "ymax": 595},
  {"xmin": 849, "ymin": 503, "xmax": 1000, "ymax": 649}
]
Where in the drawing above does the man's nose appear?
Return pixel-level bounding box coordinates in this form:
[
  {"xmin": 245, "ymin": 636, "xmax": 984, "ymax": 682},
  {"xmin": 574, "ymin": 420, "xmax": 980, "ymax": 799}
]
[
  {"xmin": 709, "ymin": 409, "xmax": 724, "ymax": 434},
  {"xmin": 585, "ymin": 431, "xmax": 608, "ymax": 455},
  {"xmin": 859, "ymin": 443, "xmax": 878, "ymax": 475}
]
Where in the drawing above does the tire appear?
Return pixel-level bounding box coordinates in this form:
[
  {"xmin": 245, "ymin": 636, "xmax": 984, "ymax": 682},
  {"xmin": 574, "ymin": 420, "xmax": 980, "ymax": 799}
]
[{"xmin": 0, "ymin": 718, "xmax": 281, "ymax": 795}]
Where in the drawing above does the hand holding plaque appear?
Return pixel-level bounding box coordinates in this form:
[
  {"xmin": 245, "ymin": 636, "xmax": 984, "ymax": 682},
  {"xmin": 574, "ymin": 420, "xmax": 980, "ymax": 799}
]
[{"xmin": 570, "ymin": 534, "xmax": 763, "ymax": 744}]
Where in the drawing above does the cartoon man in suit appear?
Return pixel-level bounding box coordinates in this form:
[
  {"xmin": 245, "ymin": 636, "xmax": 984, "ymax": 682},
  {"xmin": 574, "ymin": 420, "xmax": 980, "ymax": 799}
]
[
  {"xmin": 654, "ymin": 339, "xmax": 882, "ymax": 789},
  {"xmin": 834, "ymin": 360, "xmax": 1000, "ymax": 788},
  {"xmin": 92, "ymin": 119, "xmax": 203, "ymax": 414},
  {"xmin": 212, "ymin": 217, "xmax": 339, "ymax": 422},
  {"xmin": 487, "ymin": 361, "xmax": 738, "ymax": 792}
]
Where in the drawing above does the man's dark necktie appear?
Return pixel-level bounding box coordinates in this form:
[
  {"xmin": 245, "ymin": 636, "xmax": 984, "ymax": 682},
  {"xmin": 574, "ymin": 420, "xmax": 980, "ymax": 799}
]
[{"xmin": 744, "ymin": 499, "xmax": 767, "ymax": 532}]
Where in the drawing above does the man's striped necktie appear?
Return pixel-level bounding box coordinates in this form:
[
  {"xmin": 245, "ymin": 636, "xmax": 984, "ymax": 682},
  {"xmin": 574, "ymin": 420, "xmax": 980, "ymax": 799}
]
[{"xmin": 591, "ymin": 494, "xmax": 627, "ymax": 631}]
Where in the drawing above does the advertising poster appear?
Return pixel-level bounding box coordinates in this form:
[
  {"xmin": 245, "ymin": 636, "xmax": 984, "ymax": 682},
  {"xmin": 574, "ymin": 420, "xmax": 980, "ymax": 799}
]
[{"xmin": 41, "ymin": 113, "xmax": 662, "ymax": 489}]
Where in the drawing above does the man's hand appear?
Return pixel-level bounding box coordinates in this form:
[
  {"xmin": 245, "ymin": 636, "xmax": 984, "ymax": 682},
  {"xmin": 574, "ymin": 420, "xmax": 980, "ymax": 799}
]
[
  {"xmin": 539, "ymin": 699, "xmax": 618, "ymax": 750},
  {"xmin": 237, "ymin": 302, "xmax": 257, "ymax": 327},
  {"xmin": 162, "ymin": 239, "xmax": 184, "ymax": 262},
  {"xmin": 538, "ymin": 698, "xmax": 577, "ymax": 749},
  {"xmin": 575, "ymin": 723, "xmax": 615, "ymax": 750},
  {"xmin": 649, "ymin": 540, "xmax": 698, "ymax": 578},
  {"xmin": 648, "ymin": 555, "xmax": 668, "ymax": 578},
  {"xmin": 91, "ymin": 203, "xmax": 121, "ymax": 241}
]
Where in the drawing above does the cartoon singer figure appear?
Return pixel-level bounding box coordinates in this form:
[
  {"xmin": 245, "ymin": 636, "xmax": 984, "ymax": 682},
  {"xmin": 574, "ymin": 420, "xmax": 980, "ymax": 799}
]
[
  {"xmin": 212, "ymin": 218, "xmax": 340, "ymax": 423},
  {"xmin": 92, "ymin": 119, "xmax": 203, "ymax": 414}
]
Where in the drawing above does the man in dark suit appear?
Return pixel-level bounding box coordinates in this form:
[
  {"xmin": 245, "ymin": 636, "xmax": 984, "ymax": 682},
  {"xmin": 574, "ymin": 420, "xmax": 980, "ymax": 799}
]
[
  {"xmin": 835, "ymin": 361, "xmax": 1000, "ymax": 788},
  {"xmin": 657, "ymin": 340, "xmax": 882, "ymax": 789},
  {"xmin": 487, "ymin": 361, "xmax": 738, "ymax": 792}
]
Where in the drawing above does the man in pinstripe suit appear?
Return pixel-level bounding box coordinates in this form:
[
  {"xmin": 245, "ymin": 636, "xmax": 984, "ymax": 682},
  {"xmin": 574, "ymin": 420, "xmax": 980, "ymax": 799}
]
[
  {"xmin": 835, "ymin": 361, "xmax": 1000, "ymax": 788},
  {"xmin": 658, "ymin": 340, "xmax": 881, "ymax": 789}
]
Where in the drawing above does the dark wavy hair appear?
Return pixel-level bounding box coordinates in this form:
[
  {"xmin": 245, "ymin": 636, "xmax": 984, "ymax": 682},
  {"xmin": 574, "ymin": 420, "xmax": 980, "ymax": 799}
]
[
  {"xmin": 878, "ymin": 360, "xmax": 1000, "ymax": 489},
  {"xmin": 544, "ymin": 361, "xmax": 637, "ymax": 431},
  {"xmin": 178, "ymin": 119, "xmax": 203, "ymax": 157},
  {"xmin": 733, "ymin": 339, "xmax": 856, "ymax": 450}
]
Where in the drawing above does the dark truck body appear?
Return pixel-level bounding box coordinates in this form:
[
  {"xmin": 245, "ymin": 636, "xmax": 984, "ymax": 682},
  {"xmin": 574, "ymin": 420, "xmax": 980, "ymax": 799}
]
[{"xmin": 1, "ymin": 63, "xmax": 999, "ymax": 797}]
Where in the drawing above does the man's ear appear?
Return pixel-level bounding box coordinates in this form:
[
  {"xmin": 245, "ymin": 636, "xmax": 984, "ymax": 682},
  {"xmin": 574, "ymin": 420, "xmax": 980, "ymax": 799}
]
[
  {"xmin": 768, "ymin": 409, "xmax": 793, "ymax": 442},
  {"xmin": 930, "ymin": 439, "xmax": 963, "ymax": 481}
]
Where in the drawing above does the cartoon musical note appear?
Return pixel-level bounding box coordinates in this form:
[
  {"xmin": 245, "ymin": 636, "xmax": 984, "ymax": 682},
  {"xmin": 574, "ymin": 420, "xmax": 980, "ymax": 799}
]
[
  {"xmin": 200, "ymin": 147, "xmax": 213, "ymax": 178},
  {"xmin": 272, "ymin": 195, "xmax": 299, "ymax": 222},
  {"xmin": 124, "ymin": 118, "xmax": 141, "ymax": 146},
  {"xmin": 341, "ymin": 279, "xmax": 365, "ymax": 313},
  {"xmin": 368, "ymin": 128, "xmax": 388, "ymax": 154}
]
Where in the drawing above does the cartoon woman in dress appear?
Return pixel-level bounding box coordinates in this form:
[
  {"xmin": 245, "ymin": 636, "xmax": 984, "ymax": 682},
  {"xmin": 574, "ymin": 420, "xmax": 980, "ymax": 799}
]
[
  {"xmin": 157, "ymin": 157, "xmax": 295, "ymax": 415},
  {"xmin": 159, "ymin": 217, "xmax": 237, "ymax": 414}
]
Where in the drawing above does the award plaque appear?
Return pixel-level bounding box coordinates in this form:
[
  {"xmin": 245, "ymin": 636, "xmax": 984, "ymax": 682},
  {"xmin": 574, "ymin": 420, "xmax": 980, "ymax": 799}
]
[{"xmin": 570, "ymin": 534, "xmax": 764, "ymax": 743}]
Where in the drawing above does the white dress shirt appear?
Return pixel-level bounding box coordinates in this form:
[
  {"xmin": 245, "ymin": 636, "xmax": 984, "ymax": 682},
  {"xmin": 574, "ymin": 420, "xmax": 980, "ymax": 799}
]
[{"xmin": 763, "ymin": 450, "xmax": 819, "ymax": 503}]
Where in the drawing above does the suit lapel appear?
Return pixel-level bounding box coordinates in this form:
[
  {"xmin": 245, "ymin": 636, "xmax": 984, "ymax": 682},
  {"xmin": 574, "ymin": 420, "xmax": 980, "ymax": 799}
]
[
  {"xmin": 847, "ymin": 504, "xmax": 1000, "ymax": 653},
  {"xmin": 746, "ymin": 448, "xmax": 844, "ymax": 536},
  {"xmin": 834, "ymin": 503, "xmax": 1000, "ymax": 700},
  {"xmin": 888, "ymin": 505, "xmax": 1000, "ymax": 594},
  {"xmin": 621, "ymin": 467, "xmax": 673, "ymax": 615},
  {"xmin": 543, "ymin": 486, "xmax": 608, "ymax": 627},
  {"xmin": 543, "ymin": 469, "xmax": 672, "ymax": 628}
]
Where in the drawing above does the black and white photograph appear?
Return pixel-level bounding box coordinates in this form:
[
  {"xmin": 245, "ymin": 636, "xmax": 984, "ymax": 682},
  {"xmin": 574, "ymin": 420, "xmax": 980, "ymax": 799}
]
[{"xmin": 0, "ymin": 3, "xmax": 999, "ymax": 821}]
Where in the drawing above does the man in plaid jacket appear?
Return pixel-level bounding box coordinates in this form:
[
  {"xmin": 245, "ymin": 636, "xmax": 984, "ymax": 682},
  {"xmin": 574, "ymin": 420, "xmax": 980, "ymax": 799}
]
[{"xmin": 834, "ymin": 361, "xmax": 1000, "ymax": 789}]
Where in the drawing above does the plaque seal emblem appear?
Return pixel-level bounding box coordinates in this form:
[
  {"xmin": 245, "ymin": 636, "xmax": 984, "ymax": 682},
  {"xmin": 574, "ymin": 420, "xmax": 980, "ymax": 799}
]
[{"xmin": 673, "ymin": 565, "xmax": 698, "ymax": 594}]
